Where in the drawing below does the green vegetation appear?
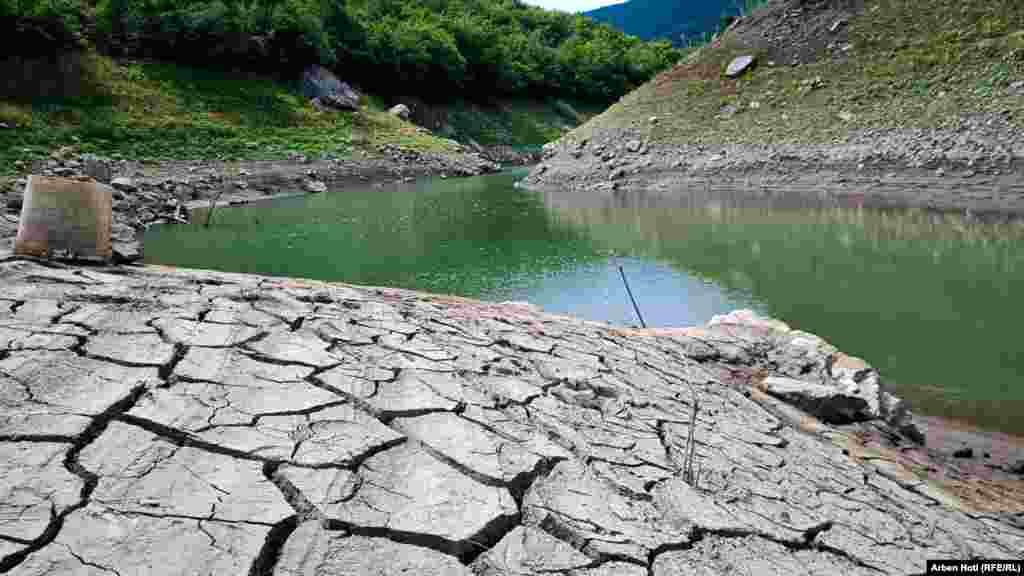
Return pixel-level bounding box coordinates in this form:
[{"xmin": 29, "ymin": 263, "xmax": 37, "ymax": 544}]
[
  {"xmin": 0, "ymin": 53, "xmax": 464, "ymax": 178},
  {"xmin": 1, "ymin": 0, "xmax": 682, "ymax": 180},
  {"xmin": 3, "ymin": 0, "xmax": 681, "ymax": 101},
  {"xmin": 575, "ymin": 0, "xmax": 1024, "ymax": 146},
  {"xmin": 438, "ymin": 98, "xmax": 604, "ymax": 148}
]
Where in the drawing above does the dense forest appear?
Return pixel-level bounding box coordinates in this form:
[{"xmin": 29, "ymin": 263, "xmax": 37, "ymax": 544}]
[
  {"xmin": 1, "ymin": 0, "xmax": 681, "ymax": 102},
  {"xmin": 584, "ymin": 0, "xmax": 745, "ymax": 46}
]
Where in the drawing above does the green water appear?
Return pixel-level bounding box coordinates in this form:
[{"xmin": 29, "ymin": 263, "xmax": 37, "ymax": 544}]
[{"xmin": 145, "ymin": 169, "xmax": 1024, "ymax": 435}]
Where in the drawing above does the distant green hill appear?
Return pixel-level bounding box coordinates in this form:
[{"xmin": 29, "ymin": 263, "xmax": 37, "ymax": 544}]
[{"xmin": 584, "ymin": 0, "xmax": 741, "ymax": 46}]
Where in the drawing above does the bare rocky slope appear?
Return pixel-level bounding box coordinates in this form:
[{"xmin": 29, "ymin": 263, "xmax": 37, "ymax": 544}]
[
  {"xmin": 525, "ymin": 0, "xmax": 1024, "ymax": 214},
  {"xmin": 1, "ymin": 257, "xmax": 1021, "ymax": 575}
]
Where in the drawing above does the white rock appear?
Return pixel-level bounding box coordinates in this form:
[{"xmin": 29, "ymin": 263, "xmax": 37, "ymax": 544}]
[
  {"xmin": 110, "ymin": 176, "xmax": 136, "ymax": 192},
  {"xmin": 725, "ymin": 55, "xmax": 756, "ymax": 77},
  {"xmin": 304, "ymin": 180, "xmax": 327, "ymax": 193}
]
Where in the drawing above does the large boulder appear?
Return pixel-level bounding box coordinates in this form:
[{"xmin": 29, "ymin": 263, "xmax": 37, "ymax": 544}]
[
  {"xmin": 302, "ymin": 65, "xmax": 359, "ymax": 111},
  {"xmin": 706, "ymin": 309, "xmax": 921, "ymax": 440},
  {"xmin": 725, "ymin": 54, "xmax": 756, "ymax": 78},
  {"xmin": 388, "ymin": 103, "xmax": 411, "ymax": 120}
]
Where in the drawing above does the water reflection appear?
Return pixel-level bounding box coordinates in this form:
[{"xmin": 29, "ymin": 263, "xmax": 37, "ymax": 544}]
[
  {"xmin": 539, "ymin": 185, "xmax": 1024, "ymax": 434},
  {"xmin": 144, "ymin": 171, "xmax": 1024, "ymax": 434}
]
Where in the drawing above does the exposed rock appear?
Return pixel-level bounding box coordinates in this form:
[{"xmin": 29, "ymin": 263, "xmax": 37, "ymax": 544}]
[
  {"xmin": 388, "ymin": 103, "xmax": 411, "ymax": 120},
  {"xmin": 761, "ymin": 376, "xmax": 872, "ymax": 423},
  {"xmin": 304, "ymin": 179, "xmax": 327, "ymax": 193},
  {"xmin": 725, "ymin": 54, "xmax": 756, "ymax": 77},
  {"xmin": 110, "ymin": 176, "xmax": 136, "ymax": 192},
  {"xmin": 301, "ymin": 64, "xmax": 360, "ymax": 111},
  {"xmin": 0, "ymin": 261, "xmax": 1021, "ymax": 575},
  {"xmin": 81, "ymin": 154, "xmax": 113, "ymax": 183},
  {"xmin": 953, "ymin": 446, "xmax": 974, "ymax": 459}
]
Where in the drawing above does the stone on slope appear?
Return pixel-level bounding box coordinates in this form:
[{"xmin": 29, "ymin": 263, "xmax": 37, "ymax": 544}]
[
  {"xmin": 387, "ymin": 103, "xmax": 411, "ymax": 120},
  {"xmin": 110, "ymin": 176, "xmax": 136, "ymax": 192},
  {"xmin": 301, "ymin": 65, "xmax": 359, "ymax": 111},
  {"xmin": 304, "ymin": 180, "xmax": 327, "ymax": 194},
  {"xmin": 726, "ymin": 55, "xmax": 756, "ymax": 77},
  {"xmin": 761, "ymin": 376, "xmax": 872, "ymax": 424},
  {"xmin": 275, "ymin": 522, "xmax": 472, "ymax": 576},
  {"xmin": 281, "ymin": 442, "xmax": 517, "ymax": 555}
]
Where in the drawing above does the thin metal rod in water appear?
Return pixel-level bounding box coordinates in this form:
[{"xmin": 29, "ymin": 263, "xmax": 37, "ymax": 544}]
[{"xmin": 618, "ymin": 265, "xmax": 647, "ymax": 328}]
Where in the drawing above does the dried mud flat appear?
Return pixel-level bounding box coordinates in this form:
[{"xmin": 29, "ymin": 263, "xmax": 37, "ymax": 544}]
[{"xmin": 0, "ymin": 258, "xmax": 1021, "ymax": 575}]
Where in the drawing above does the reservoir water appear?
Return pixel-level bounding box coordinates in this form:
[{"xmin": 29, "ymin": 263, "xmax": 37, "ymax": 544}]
[{"xmin": 145, "ymin": 169, "xmax": 1024, "ymax": 435}]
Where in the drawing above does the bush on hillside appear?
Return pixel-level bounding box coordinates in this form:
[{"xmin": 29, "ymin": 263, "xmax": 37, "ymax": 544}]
[{"xmin": 0, "ymin": 0, "xmax": 87, "ymax": 53}]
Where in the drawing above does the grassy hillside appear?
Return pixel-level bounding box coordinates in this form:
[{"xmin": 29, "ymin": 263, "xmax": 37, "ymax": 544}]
[
  {"xmin": 572, "ymin": 0, "xmax": 1024, "ymax": 147},
  {"xmin": 0, "ymin": 0, "xmax": 679, "ymax": 182},
  {"xmin": 0, "ymin": 53, "xmax": 439, "ymax": 173},
  {"xmin": 0, "ymin": 51, "xmax": 605, "ymax": 182}
]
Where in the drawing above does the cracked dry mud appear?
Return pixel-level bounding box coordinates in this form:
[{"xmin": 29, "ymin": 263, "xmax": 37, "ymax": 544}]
[{"xmin": 0, "ymin": 259, "xmax": 1021, "ymax": 575}]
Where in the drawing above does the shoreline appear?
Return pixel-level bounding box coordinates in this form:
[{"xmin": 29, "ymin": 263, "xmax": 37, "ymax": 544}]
[
  {"xmin": 1, "ymin": 145, "xmax": 537, "ymax": 258},
  {"xmin": 525, "ymin": 128, "xmax": 1024, "ymax": 217},
  {"xmin": 3, "ymin": 146, "xmax": 1023, "ymax": 480},
  {"xmin": 2, "ymin": 258, "xmax": 1020, "ymax": 571}
]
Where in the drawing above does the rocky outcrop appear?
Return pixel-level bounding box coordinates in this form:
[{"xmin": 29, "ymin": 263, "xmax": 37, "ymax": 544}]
[
  {"xmin": 523, "ymin": 122, "xmax": 1024, "ymax": 215},
  {"xmin": 301, "ymin": 65, "xmax": 360, "ymax": 111},
  {"xmin": 388, "ymin": 103, "xmax": 411, "ymax": 120},
  {"xmin": 0, "ymin": 258, "xmax": 1020, "ymax": 575}
]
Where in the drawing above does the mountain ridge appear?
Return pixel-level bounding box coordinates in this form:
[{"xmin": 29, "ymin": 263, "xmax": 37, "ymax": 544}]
[{"xmin": 584, "ymin": 0, "xmax": 742, "ymax": 46}]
